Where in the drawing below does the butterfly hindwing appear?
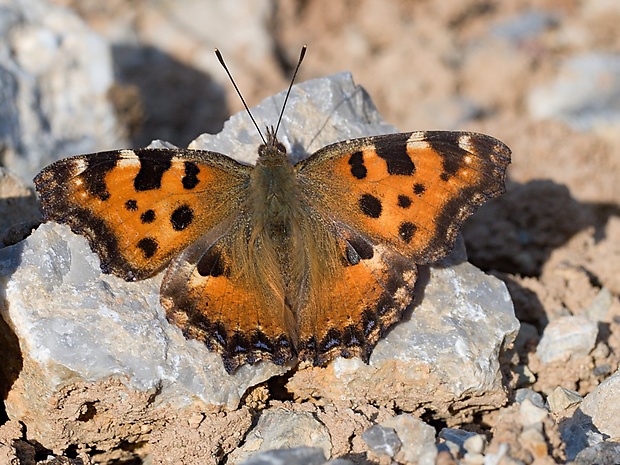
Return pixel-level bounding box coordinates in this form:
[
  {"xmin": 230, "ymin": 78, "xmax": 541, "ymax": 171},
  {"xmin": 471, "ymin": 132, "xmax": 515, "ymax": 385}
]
[
  {"xmin": 161, "ymin": 215, "xmax": 297, "ymax": 373},
  {"xmin": 34, "ymin": 148, "xmax": 250, "ymax": 281},
  {"xmin": 296, "ymin": 223, "xmax": 418, "ymax": 365}
]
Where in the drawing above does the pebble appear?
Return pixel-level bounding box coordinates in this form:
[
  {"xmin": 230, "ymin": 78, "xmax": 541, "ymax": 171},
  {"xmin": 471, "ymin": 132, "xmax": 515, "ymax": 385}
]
[
  {"xmin": 382, "ymin": 414, "xmax": 437, "ymax": 465},
  {"xmin": 438, "ymin": 428, "xmax": 477, "ymax": 456},
  {"xmin": 361, "ymin": 425, "xmax": 401, "ymax": 458},
  {"xmin": 519, "ymin": 399, "xmax": 549, "ymax": 428},
  {"xmin": 536, "ymin": 316, "xmax": 598, "ymax": 364},
  {"xmin": 463, "ymin": 434, "xmax": 486, "ymax": 455},
  {"xmin": 574, "ymin": 441, "xmax": 620, "ymax": 465},
  {"xmin": 239, "ymin": 447, "xmax": 329, "ymax": 465},
  {"xmin": 514, "ymin": 388, "xmax": 546, "ymax": 409},
  {"xmin": 547, "ymin": 387, "xmax": 583, "ymax": 413}
]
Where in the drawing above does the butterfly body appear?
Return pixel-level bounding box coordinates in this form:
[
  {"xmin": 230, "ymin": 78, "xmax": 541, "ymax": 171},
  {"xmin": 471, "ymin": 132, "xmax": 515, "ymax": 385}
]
[{"xmin": 35, "ymin": 120, "xmax": 510, "ymax": 373}]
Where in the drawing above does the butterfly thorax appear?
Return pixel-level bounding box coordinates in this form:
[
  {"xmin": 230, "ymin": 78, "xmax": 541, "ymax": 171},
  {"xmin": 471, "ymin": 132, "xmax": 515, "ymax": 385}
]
[{"xmin": 241, "ymin": 130, "xmax": 311, "ymax": 322}]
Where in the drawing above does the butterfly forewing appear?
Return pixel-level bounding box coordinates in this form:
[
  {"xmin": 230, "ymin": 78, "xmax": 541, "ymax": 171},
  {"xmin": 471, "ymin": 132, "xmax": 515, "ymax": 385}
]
[
  {"xmin": 296, "ymin": 131, "xmax": 510, "ymax": 264},
  {"xmin": 34, "ymin": 148, "xmax": 250, "ymax": 280}
]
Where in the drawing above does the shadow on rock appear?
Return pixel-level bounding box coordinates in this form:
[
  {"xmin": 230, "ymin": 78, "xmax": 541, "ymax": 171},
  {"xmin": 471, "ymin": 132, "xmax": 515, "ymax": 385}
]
[{"xmin": 111, "ymin": 44, "xmax": 229, "ymax": 149}]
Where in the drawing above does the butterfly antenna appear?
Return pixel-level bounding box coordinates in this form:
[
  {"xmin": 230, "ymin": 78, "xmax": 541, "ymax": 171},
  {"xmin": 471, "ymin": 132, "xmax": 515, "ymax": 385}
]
[
  {"xmin": 215, "ymin": 48, "xmax": 266, "ymax": 145},
  {"xmin": 274, "ymin": 45, "xmax": 307, "ymax": 138}
]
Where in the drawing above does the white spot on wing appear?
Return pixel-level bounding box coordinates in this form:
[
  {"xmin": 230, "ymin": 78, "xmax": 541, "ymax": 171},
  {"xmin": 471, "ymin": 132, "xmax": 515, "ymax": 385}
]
[
  {"xmin": 407, "ymin": 132, "xmax": 432, "ymax": 150},
  {"xmin": 72, "ymin": 158, "xmax": 88, "ymax": 173},
  {"xmin": 458, "ymin": 134, "xmax": 479, "ymax": 157},
  {"xmin": 118, "ymin": 150, "xmax": 140, "ymax": 167}
]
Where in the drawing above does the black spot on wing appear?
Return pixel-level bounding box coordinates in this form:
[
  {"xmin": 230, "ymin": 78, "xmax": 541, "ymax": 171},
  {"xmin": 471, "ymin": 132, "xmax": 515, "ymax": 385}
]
[
  {"xmin": 182, "ymin": 161, "xmax": 200, "ymax": 189},
  {"xmin": 83, "ymin": 152, "xmax": 121, "ymax": 201},
  {"xmin": 134, "ymin": 151, "xmax": 173, "ymax": 191},
  {"xmin": 413, "ymin": 183, "xmax": 426, "ymax": 196},
  {"xmin": 140, "ymin": 209, "xmax": 156, "ymax": 224},
  {"xmin": 399, "ymin": 222, "xmax": 417, "ymax": 243},
  {"xmin": 397, "ymin": 195, "xmax": 412, "ymax": 209},
  {"xmin": 171, "ymin": 205, "xmax": 194, "ymax": 231},
  {"xmin": 197, "ymin": 248, "xmax": 226, "ymax": 277},
  {"xmin": 125, "ymin": 200, "xmax": 138, "ymax": 211},
  {"xmin": 374, "ymin": 133, "xmax": 415, "ymax": 175},
  {"xmin": 359, "ymin": 193, "xmax": 382, "ymax": 218},
  {"xmin": 348, "ymin": 151, "xmax": 367, "ymax": 179},
  {"xmin": 137, "ymin": 237, "xmax": 158, "ymax": 259}
]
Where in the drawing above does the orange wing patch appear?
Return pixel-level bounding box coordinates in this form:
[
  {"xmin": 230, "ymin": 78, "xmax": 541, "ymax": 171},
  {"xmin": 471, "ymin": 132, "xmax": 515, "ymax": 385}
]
[
  {"xmin": 161, "ymin": 227, "xmax": 296, "ymax": 372},
  {"xmin": 298, "ymin": 131, "xmax": 510, "ymax": 264},
  {"xmin": 297, "ymin": 228, "xmax": 417, "ymax": 365},
  {"xmin": 34, "ymin": 148, "xmax": 249, "ymax": 280}
]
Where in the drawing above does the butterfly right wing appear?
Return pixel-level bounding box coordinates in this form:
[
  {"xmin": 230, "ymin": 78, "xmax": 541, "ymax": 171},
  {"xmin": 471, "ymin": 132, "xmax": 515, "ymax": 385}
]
[
  {"xmin": 161, "ymin": 213, "xmax": 297, "ymax": 373},
  {"xmin": 34, "ymin": 148, "xmax": 251, "ymax": 281}
]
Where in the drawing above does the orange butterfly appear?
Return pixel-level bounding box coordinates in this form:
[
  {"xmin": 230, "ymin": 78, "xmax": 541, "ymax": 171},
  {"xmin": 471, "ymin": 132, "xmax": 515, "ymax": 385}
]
[{"xmin": 34, "ymin": 48, "xmax": 510, "ymax": 373}]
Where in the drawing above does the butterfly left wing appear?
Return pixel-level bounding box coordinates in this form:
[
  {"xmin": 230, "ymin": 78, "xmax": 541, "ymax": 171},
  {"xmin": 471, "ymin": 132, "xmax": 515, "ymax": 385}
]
[
  {"xmin": 297, "ymin": 131, "xmax": 510, "ymax": 264},
  {"xmin": 34, "ymin": 148, "xmax": 251, "ymax": 281},
  {"xmin": 294, "ymin": 131, "xmax": 510, "ymax": 364}
]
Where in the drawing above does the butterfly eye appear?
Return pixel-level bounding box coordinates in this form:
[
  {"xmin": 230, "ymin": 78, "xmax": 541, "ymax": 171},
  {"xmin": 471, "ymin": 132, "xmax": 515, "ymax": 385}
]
[{"xmin": 275, "ymin": 141, "xmax": 286, "ymax": 154}]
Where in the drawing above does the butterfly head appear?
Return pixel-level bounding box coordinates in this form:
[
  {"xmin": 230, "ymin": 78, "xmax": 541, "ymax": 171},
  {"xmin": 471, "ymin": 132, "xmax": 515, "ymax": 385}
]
[{"xmin": 257, "ymin": 125, "xmax": 288, "ymax": 165}]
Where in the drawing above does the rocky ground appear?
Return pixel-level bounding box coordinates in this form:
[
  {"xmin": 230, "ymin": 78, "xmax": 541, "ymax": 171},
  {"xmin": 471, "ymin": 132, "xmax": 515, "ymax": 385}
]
[{"xmin": 1, "ymin": 0, "xmax": 620, "ymax": 464}]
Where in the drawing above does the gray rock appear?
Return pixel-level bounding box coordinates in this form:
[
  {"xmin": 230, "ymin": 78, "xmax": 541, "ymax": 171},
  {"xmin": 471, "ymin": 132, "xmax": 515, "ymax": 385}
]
[
  {"xmin": 514, "ymin": 388, "xmax": 546, "ymax": 409},
  {"xmin": 228, "ymin": 409, "xmax": 331, "ymax": 464},
  {"xmin": 528, "ymin": 53, "xmax": 620, "ymax": 131},
  {"xmin": 536, "ymin": 315, "xmax": 598, "ymax": 364},
  {"xmin": 0, "ymin": 0, "xmax": 126, "ymax": 182},
  {"xmin": 559, "ymin": 409, "xmax": 606, "ymax": 461},
  {"xmin": 574, "ymin": 442, "xmax": 620, "ymax": 465},
  {"xmin": 438, "ymin": 428, "xmax": 477, "ymax": 456},
  {"xmin": 382, "ymin": 414, "xmax": 437, "ymax": 465},
  {"xmin": 362, "ymin": 425, "xmax": 401, "ymax": 458},
  {"xmin": 580, "ymin": 368, "xmax": 620, "ymax": 438},
  {"xmin": 238, "ymin": 447, "xmax": 327, "ymax": 465}
]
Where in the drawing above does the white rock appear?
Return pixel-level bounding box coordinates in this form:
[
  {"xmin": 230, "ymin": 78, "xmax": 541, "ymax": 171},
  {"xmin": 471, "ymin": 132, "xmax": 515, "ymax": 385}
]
[
  {"xmin": 463, "ymin": 434, "xmax": 486, "ymax": 454},
  {"xmin": 536, "ymin": 315, "xmax": 598, "ymax": 364},
  {"xmin": 519, "ymin": 398, "xmax": 549, "ymax": 428},
  {"xmin": 382, "ymin": 414, "xmax": 437, "ymax": 465}
]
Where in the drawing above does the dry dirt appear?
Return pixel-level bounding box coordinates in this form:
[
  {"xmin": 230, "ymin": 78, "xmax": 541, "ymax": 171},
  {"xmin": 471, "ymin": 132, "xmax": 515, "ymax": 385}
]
[{"xmin": 2, "ymin": 0, "xmax": 620, "ymax": 464}]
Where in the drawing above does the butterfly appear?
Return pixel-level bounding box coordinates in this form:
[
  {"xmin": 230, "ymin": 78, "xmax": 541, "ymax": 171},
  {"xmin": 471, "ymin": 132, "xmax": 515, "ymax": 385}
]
[{"xmin": 33, "ymin": 49, "xmax": 510, "ymax": 374}]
